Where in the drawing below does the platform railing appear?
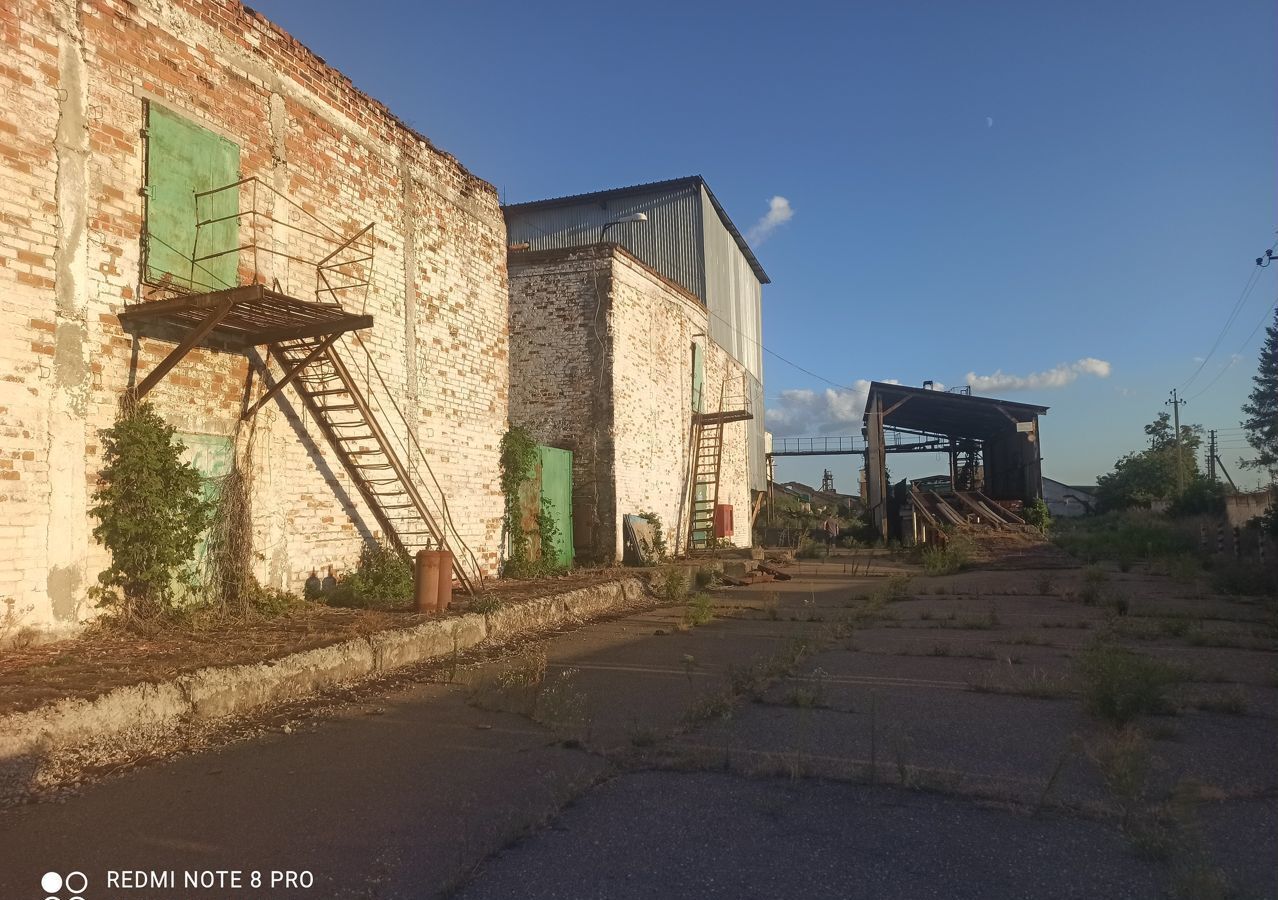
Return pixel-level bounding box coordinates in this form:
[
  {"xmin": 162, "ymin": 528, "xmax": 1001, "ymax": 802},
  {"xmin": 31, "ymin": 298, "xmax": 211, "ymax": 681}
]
[{"xmin": 186, "ymin": 176, "xmax": 375, "ymax": 311}]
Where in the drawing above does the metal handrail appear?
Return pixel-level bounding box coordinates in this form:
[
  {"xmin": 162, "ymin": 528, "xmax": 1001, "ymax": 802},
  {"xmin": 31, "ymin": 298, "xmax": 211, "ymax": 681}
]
[{"xmin": 344, "ymin": 332, "xmax": 484, "ymax": 587}]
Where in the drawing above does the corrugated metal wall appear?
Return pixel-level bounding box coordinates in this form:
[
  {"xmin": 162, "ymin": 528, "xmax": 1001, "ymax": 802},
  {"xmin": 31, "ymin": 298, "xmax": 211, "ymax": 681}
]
[
  {"xmin": 505, "ymin": 184, "xmax": 707, "ymax": 300},
  {"xmin": 700, "ymin": 186, "xmax": 767, "ymax": 491},
  {"xmin": 699, "ymin": 186, "xmax": 764, "ymax": 382}
]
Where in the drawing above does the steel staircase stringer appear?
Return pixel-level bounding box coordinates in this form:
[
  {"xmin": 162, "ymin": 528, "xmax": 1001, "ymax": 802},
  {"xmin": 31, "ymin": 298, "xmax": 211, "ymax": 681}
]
[{"xmin": 268, "ymin": 339, "xmax": 475, "ymax": 595}]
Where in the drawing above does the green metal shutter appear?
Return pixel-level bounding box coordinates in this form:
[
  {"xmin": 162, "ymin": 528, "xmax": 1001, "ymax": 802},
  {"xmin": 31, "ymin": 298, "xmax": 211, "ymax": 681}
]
[{"xmin": 145, "ymin": 104, "xmax": 240, "ymax": 291}]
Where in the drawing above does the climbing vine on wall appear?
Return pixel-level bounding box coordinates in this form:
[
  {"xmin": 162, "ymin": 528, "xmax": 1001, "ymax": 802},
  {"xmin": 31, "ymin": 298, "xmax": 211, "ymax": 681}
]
[{"xmin": 500, "ymin": 426, "xmax": 566, "ymax": 578}]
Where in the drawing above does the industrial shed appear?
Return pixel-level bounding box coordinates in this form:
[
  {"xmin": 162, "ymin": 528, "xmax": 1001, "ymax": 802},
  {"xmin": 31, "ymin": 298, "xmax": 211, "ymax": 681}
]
[{"xmin": 862, "ymin": 383, "xmax": 1048, "ymax": 543}]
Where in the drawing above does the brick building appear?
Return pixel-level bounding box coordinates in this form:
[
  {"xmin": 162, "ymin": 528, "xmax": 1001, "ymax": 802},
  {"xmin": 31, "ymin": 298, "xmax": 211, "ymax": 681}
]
[
  {"xmin": 1, "ymin": 0, "xmax": 509, "ymax": 634},
  {"xmin": 507, "ymin": 242, "xmax": 754, "ymax": 563},
  {"xmin": 504, "ymin": 178, "xmax": 768, "ymax": 563}
]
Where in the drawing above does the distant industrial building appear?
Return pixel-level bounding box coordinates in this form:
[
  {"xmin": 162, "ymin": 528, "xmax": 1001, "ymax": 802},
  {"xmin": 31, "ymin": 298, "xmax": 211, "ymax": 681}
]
[
  {"xmin": 505, "ymin": 178, "xmax": 767, "ymax": 561},
  {"xmin": 861, "ymin": 383, "xmax": 1048, "ymax": 543},
  {"xmin": 1042, "ymin": 478, "xmax": 1097, "ymax": 518}
]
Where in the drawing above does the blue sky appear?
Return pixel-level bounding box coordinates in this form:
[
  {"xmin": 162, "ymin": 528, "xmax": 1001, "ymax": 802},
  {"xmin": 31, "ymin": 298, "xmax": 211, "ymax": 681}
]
[{"xmin": 255, "ymin": 0, "xmax": 1277, "ymax": 491}]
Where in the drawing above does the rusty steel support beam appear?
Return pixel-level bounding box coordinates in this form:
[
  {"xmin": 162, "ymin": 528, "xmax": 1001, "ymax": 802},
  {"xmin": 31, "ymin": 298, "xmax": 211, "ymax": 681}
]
[
  {"xmin": 132, "ymin": 297, "xmax": 235, "ymax": 399},
  {"xmin": 242, "ymin": 333, "xmax": 340, "ymax": 420},
  {"xmin": 882, "ymin": 396, "xmax": 912, "ymax": 419}
]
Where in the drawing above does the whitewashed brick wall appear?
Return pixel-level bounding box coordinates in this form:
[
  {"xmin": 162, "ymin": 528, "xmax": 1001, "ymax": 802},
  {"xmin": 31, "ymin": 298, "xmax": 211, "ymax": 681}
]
[
  {"xmin": 0, "ymin": 0, "xmax": 508, "ymax": 633},
  {"xmin": 508, "ymin": 245, "xmax": 752, "ymax": 563}
]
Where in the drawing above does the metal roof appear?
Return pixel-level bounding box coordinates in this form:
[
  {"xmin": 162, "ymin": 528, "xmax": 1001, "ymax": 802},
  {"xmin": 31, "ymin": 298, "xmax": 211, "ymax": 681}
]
[
  {"xmin": 863, "ymin": 382, "xmax": 1049, "ymax": 439},
  {"xmin": 502, "ymin": 175, "xmax": 771, "ymax": 285}
]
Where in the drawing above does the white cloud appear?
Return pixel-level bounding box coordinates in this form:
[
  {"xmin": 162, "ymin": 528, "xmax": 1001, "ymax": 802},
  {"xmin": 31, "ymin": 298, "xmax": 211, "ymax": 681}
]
[
  {"xmin": 745, "ymin": 196, "xmax": 794, "ymax": 246},
  {"xmin": 766, "ymin": 378, "xmax": 900, "ymax": 435},
  {"xmin": 965, "ymin": 357, "xmax": 1112, "ymax": 393}
]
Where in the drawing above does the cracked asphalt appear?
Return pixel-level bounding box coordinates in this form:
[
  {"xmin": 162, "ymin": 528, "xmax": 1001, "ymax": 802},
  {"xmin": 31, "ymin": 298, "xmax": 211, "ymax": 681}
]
[{"xmin": 2, "ymin": 550, "xmax": 1274, "ymax": 899}]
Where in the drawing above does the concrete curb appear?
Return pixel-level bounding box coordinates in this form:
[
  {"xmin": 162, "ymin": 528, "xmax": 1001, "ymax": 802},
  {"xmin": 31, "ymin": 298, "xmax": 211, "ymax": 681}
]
[{"xmin": 0, "ymin": 577, "xmax": 648, "ymax": 800}]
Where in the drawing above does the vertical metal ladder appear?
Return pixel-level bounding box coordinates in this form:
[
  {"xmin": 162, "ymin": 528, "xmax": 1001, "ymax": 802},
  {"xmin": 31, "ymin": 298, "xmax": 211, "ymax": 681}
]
[
  {"xmin": 687, "ymin": 382, "xmax": 727, "ymax": 552},
  {"xmin": 269, "ymin": 336, "xmax": 477, "ymax": 594}
]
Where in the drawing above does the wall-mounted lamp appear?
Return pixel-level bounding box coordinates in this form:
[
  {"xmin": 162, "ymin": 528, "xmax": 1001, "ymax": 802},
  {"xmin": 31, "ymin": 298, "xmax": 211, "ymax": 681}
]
[{"xmin": 599, "ymin": 212, "xmax": 648, "ymax": 243}]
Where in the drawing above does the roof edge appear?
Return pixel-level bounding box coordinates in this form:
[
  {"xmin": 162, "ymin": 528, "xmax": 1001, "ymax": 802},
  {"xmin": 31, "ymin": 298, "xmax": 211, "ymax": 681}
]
[
  {"xmin": 862, "ymin": 381, "xmax": 1051, "ymax": 421},
  {"xmin": 503, "ymin": 175, "xmax": 771, "ymax": 285}
]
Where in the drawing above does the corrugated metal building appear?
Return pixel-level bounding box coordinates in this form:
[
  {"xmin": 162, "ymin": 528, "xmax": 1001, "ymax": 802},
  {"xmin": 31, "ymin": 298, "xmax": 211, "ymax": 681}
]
[{"xmin": 504, "ymin": 176, "xmax": 769, "ymax": 491}]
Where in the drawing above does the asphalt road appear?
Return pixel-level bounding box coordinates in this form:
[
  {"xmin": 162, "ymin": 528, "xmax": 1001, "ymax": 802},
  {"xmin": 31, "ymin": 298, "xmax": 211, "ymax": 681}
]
[{"xmin": 2, "ymin": 553, "xmax": 1274, "ymax": 899}]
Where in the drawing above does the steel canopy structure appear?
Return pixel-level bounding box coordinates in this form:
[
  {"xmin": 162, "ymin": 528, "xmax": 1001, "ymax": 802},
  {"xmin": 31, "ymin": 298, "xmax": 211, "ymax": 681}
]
[{"xmin": 862, "ymin": 382, "xmax": 1049, "ymax": 541}]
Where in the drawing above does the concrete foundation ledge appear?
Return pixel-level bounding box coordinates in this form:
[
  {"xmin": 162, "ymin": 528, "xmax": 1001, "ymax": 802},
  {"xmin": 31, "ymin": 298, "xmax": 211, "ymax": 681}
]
[
  {"xmin": 0, "ymin": 680, "xmax": 189, "ymax": 764},
  {"xmin": 0, "ymin": 577, "xmax": 647, "ymax": 803},
  {"xmin": 178, "ymin": 638, "xmax": 378, "ymax": 721}
]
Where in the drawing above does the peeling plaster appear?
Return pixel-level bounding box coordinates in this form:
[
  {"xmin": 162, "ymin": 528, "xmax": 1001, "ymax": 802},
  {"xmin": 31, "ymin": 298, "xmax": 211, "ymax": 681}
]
[
  {"xmin": 46, "ymin": 565, "xmax": 82, "ymax": 621},
  {"xmin": 45, "ymin": 9, "xmax": 92, "ymax": 623}
]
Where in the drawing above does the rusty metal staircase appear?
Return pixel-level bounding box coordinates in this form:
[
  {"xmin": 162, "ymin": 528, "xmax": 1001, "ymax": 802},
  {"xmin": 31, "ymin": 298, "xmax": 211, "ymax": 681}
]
[
  {"xmin": 688, "ymin": 405, "xmax": 724, "ymax": 552},
  {"xmin": 268, "ymin": 335, "xmax": 480, "ymax": 594},
  {"xmin": 685, "ymin": 379, "xmax": 754, "ymax": 553},
  {"xmin": 123, "ymin": 173, "xmax": 483, "ymax": 592}
]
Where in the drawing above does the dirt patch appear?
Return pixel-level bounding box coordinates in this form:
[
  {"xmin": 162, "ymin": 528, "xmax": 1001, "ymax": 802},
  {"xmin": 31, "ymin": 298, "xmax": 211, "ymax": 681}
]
[
  {"xmin": 0, "ymin": 568, "xmax": 637, "ymax": 717},
  {"xmin": 963, "ymin": 530, "xmax": 1075, "ymax": 569}
]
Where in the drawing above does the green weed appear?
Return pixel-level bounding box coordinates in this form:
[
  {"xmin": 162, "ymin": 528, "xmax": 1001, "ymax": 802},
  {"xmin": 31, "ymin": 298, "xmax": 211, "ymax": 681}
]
[
  {"xmin": 1077, "ymin": 642, "xmax": 1181, "ymax": 725},
  {"xmin": 684, "ymin": 592, "xmax": 715, "ymax": 626}
]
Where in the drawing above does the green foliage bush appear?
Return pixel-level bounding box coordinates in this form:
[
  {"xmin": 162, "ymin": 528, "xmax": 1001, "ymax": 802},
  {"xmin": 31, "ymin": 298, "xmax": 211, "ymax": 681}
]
[
  {"xmin": 327, "ymin": 539, "xmax": 413, "ymax": 609},
  {"xmin": 1209, "ymin": 560, "xmax": 1275, "ymax": 597},
  {"xmin": 1095, "ymin": 412, "xmax": 1203, "ymax": 511},
  {"xmin": 1079, "ymin": 565, "xmax": 1108, "ymax": 605},
  {"xmin": 684, "ymin": 592, "xmax": 714, "ymax": 626},
  {"xmin": 796, "ymin": 537, "xmax": 825, "ymax": 559},
  {"xmin": 1167, "ymin": 477, "xmax": 1226, "ymax": 517},
  {"xmin": 1054, "ymin": 511, "xmax": 1196, "ymax": 564},
  {"xmin": 1023, "ymin": 498, "xmax": 1052, "ymax": 532},
  {"xmin": 921, "ymin": 540, "xmax": 971, "ymax": 575},
  {"xmin": 1077, "ymin": 642, "xmax": 1180, "ymax": 725},
  {"xmin": 249, "ymin": 585, "xmax": 303, "ymax": 617},
  {"xmin": 638, "ymin": 511, "xmax": 667, "ymax": 561},
  {"xmin": 89, "ymin": 400, "xmax": 214, "ymax": 622},
  {"xmin": 656, "ymin": 565, "xmax": 688, "ymax": 602}
]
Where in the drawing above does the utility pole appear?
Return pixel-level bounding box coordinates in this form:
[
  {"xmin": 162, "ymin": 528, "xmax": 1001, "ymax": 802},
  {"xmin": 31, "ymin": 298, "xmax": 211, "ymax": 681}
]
[
  {"xmin": 1166, "ymin": 389, "xmax": 1187, "ymax": 494},
  {"xmin": 1207, "ymin": 429, "xmax": 1218, "ymax": 483}
]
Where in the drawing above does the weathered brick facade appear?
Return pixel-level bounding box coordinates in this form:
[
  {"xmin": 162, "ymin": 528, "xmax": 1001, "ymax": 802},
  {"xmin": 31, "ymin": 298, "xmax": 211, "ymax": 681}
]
[
  {"xmin": 0, "ymin": 0, "xmax": 509, "ymax": 633},
  {"xmin": 508, "ymin": 245, "xmax": 752, "ymax": 562}
]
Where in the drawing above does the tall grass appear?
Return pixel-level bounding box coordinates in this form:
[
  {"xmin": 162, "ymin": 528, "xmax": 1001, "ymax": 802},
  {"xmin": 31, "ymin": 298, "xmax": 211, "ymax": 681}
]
[
  {"xmin": 1077, "ymin": 641, "xmax": 1182, "ymax": 725},
  {"xmin": 1053, "ymin": 512, "xmax": 1196, "ymax": 565},
  {"xmin": 921, "ymin": 537, "xmax": 972, "ymax": 575}
]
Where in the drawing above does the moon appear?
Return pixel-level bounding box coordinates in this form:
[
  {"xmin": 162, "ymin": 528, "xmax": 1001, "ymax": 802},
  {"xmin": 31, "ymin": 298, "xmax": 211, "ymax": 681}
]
[{"xmin": 986, "ymin": 116, "xmax": 994, "ymax": 128}]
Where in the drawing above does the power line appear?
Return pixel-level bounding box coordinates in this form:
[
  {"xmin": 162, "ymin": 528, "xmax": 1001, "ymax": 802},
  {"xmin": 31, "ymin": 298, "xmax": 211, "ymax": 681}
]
[
  {"xmin": 1186, "ymin": 287, "xmax": 1278, "ymax": 401},
  {"xmin": 706, "ymin": 307, "xmax": 859, "ymax": 392},
  {"xmin": 1180, "ymin": 256, "xmax": 1268, "ymax": 390}
]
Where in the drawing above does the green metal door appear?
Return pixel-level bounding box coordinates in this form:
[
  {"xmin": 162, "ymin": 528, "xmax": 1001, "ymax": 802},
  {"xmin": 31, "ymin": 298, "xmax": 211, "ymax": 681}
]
[
  {"xmin": 537, "ymin": 445, "xmax": 574, "ymax": 568},
  {"xmin": 178, "ymin": 432, "xmax": 233, "ymax": 594},
  {"xmin": 145, "ymin": 104, "xmax": 240, "ymax": 291}
]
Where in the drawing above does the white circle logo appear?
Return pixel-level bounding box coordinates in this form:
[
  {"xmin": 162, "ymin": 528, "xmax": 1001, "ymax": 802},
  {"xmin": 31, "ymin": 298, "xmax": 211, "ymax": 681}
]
[
  {"xmin": 66, "ymin": 871, "xmax": 88, "ymax": 893},
  {"xmin": 41, "ymin": 872, "xmax": 62, "ymax": 892}
]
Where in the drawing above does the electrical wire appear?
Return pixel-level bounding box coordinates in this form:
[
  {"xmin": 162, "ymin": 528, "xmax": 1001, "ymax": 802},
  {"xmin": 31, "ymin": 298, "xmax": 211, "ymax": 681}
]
[
  {"xmin": 705, "ymin": 307, "xmax": 860, "ymax": 392},
  {"xmin": 1180, "ymin": 252, "xmax": 1271, "ymax": 391},
  {"xmin": 1185, "ymin": 289, "xmax": 1278, "ymax": 401}
]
